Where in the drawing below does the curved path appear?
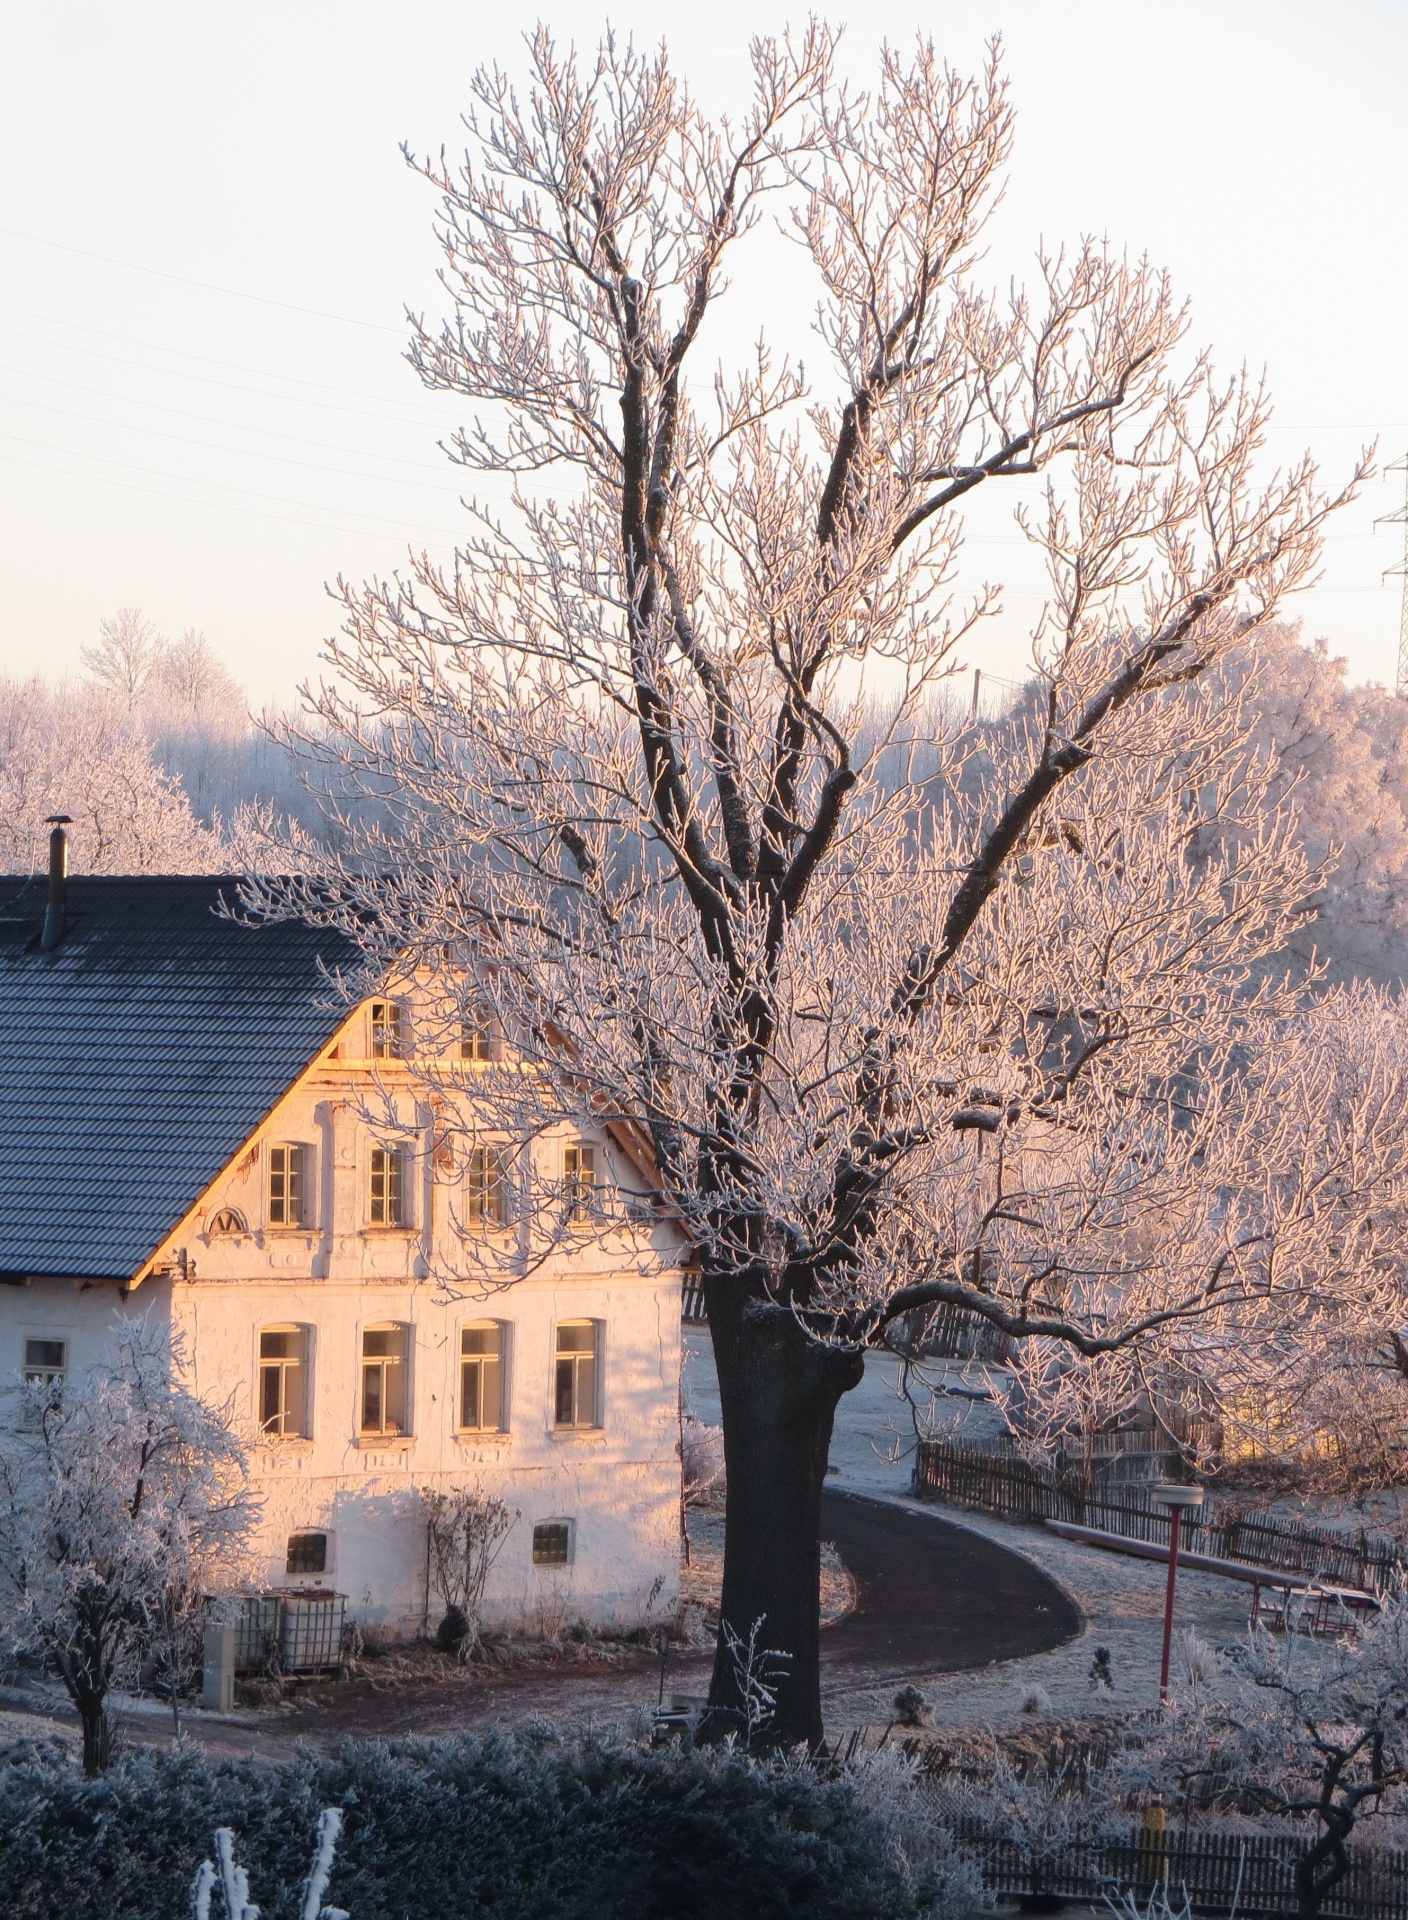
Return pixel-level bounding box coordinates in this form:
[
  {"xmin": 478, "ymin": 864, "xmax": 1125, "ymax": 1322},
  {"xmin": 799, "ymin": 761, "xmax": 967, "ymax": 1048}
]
[
  {"xmin": 0, "ymin": 1494, "xmax": 1081, "ymax": 1761},
  {"xmin": 820, "ymin": 1488, "xmax": 1081, "ymax": 1679}
]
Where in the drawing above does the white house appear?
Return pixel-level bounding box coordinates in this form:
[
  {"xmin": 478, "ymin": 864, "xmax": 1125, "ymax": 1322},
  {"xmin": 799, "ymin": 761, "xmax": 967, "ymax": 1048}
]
[{"xmin": 0, "ymin": 855, "xmax": 686, "ymax": 1638}]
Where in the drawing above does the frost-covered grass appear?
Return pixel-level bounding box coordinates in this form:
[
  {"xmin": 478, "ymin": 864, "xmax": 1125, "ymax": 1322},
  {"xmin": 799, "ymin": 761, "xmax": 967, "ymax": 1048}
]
[{"xmin": 0, "ymin": 1724, "xmax": 980, "ymax": 1920}]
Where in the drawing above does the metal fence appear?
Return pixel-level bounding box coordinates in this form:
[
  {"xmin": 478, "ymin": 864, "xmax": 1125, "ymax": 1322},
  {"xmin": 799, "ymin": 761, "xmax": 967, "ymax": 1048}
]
[
  {"xmin": 914, "ymin": 1438, "xmax": 1404, "ymax": 1593},
  {"xmin": 954, "ymin": 1821, "xmax": 1408, "ymax": 1918}
]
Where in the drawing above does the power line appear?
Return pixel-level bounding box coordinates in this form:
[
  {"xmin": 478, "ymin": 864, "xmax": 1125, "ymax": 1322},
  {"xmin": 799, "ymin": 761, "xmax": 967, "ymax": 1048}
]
[
  {"xmin": 0, "ymin": 226, "xmax": 403, "ymax": 335},
  {"xmin": 0, "ymin": 429, "xmax": 465, "ymax": 539},
  {"xmin": 0, "ymin": 448, "xmax": 454, "ymax": 546},
  {"xmin": 0, "ymin": 303, "xmax": 452, "ymax": 418},
  {"xmin": 1377, "ymin": 455, "xmax": 1408, "ymax": 697}
]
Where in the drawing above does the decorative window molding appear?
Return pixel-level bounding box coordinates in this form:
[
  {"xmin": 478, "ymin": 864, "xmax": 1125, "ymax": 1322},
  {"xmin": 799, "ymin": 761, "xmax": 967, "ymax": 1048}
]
[
  {"xmin": 553, "ymin": 1320, "xmax": 600, "ymax": 1430},
  {"xmin": 459, "ymin": 1322, "xmax": 506, "ymax": 1433},
  {"xmin": 361, "ymin": 1323, "xmax": 410, "ymax": 1436},
  {"xmin": 268, "ymin": 1144, "xmax": 308, "ymax": 1228},
  {"xmin": 206, "ymin": 1206, "xmax": 248, "ymax": 1236},
  {"xmin": 258, "ymin": 1325, "xmax": 309, "ymax": 1439}
]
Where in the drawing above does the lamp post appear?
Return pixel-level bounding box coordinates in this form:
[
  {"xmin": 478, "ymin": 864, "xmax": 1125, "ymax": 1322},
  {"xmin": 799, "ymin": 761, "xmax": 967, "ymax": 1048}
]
[{"xmin": 1151, "ymin": 1482, "xmax": 1204, "ymax": 1707}]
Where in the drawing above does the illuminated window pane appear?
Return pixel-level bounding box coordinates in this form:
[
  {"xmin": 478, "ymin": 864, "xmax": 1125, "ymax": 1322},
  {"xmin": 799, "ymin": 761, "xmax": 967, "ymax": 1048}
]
[{"xmin": 459, "ymin": 1324, "xmax": 504, "ymax": 1431}]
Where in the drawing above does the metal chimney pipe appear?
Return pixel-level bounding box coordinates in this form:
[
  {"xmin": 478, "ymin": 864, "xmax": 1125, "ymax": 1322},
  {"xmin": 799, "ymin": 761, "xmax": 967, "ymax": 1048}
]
[{"xmin": 40, "ymin": 815, "xmax": 71, "ymax": 952}]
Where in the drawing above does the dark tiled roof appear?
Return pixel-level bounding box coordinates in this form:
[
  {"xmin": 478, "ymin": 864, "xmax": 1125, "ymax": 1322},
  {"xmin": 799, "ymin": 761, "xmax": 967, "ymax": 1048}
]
[{"xmin": 0, "ymin": 876, "xmax": 359, "ymax": 1279}]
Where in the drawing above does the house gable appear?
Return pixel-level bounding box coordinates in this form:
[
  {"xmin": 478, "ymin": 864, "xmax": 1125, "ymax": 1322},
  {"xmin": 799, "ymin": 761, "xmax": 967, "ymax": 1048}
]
[{"xmin": 0, "ymin": 875, "xmax": 360, "ymax": 1281}]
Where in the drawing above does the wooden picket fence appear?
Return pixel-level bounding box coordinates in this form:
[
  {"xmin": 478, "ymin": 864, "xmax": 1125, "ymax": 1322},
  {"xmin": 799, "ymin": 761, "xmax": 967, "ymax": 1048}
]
[
  {"xmin": 953, "ymin": 1820, "xmax": 1408, "ymax": 1917},
  {"xmin": 914, "ymin": 1438, "xmax": 1404, "ymax": 1594}
]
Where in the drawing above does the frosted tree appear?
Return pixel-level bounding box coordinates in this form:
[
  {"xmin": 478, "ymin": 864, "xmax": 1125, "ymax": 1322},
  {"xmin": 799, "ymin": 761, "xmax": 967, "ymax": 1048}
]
[
  {"xmin": 1125, "ymin": 1596, "xmax": 1408, "ymax": 1920},
  {"xmin": 0, "ymin": 1317, "xmax": 257, "ymax": 1774},
  {"xmin": 81, "ymin": 606, "xmax": 166, "ymax": 706},
  {"xmin": 0, "ymin": 677, "xmax": 222, "ymax": 874},
  {"xmin": 242, "ymin": 28, "xmax": 1405, "ymax": 1746}
]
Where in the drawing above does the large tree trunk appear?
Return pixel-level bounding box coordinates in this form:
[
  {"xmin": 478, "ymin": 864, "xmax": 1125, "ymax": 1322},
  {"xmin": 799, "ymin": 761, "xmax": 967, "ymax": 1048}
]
[{"xmin": 704, "ymin": 1274, "xmax": 864, "ymax": 1750}]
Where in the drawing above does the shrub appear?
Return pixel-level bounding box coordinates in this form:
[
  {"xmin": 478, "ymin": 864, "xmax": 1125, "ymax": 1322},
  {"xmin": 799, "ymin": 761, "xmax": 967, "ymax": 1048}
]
[{"xmin": 0, "ymin": 1725, "xmax": 979, "ymax": 1920}]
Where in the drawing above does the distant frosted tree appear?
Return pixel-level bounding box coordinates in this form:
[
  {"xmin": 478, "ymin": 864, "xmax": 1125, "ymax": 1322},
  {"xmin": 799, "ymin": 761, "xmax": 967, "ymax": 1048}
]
[
  {"xmin": 0, "ymin": 1318, "xmax": 257, "ymax": 1774},
  {"xmin": 0, "ymin": 678, "xmax": 221, "ymax": 874},
  {"xmin": 81, "ymin": 607, "xmax": 166, "ymax": 707},
  {"xmin": 1216, "ymin": 626, "xmax": 1408, "ymax": 986},
  {"xmin": 155, "ymin": 627, "xmax": 243, "ymax": 719}
]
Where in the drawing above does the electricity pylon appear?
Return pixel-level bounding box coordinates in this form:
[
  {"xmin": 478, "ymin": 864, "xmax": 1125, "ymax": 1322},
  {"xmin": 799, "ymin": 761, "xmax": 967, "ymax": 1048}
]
[{"xmin": 1377, "ymin": 455, "xmax": 1408, "ymax": 696}]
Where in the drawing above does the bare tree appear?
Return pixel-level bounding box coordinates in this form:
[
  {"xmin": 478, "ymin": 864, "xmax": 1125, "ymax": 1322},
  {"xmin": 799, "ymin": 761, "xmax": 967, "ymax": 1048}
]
[
  {"xmin": 0, "ymin": 1317, "xmax": 256, "ymax": 1774},
  {"xmin": 81, "ymin": 607, "xmax": 166, "ymax": 706},
  {"xmin": 245, "ymin": 29, "xmax": 1397, "ymax": 1746},
  {"xmin": 157, "ymin": 627, "xmax": 243, "ymax": 718}
]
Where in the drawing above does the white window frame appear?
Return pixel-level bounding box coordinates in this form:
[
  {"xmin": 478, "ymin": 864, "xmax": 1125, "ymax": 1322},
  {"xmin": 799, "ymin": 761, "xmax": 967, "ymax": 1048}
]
[
  {"xmin": 459, "ymin": 1007, "xmax": 495, "ymax": 1064},
  {"xmin": 369, "ymin": 999, "xmax": 405, "ymax": 1059},
  {"xmin": 368, "ymin": 1143, "xmax": 408, "ymax": 1228},
  {"xmin": 563, "ymin": 1142, "xmax": 597, "ymax": 1226},
  {"xmin": 464, "ymin": 1144, "xmax": 510, "ymax": 1230},
  {"xmin": 267, "ymin": 1142, "xmax": 309, "ymax": 1229},
  {"xmin": 458, "ymin": 1321, "xmax": 507, "ymax": 1434},
  {"xmin": 553, "ymin": 1319, "xmax": 601, "ymax": 1430},
  {"xmin": 257, "ymin": 1324, "xmax": 311, "ymax": 1439},
  {"xmin": 22, "ymin": 1336, "xmax": 67, "ymax": 1391},
  {"xmin": 360, "ymin": 1322, "xmax": 411, "ymax": 1437}
]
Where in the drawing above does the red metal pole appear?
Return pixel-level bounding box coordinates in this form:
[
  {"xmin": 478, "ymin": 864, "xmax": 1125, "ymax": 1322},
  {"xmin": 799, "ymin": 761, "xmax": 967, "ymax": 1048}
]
[{"xmin": 1158, "ymin": 1505, "xmax": 1183, "ymax": 1707}]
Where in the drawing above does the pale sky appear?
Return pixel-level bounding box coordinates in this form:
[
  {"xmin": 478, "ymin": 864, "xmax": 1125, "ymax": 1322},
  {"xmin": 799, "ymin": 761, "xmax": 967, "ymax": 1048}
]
[{"xmin": 0, "ymin": 1, "xmax": 1404, "ymax": 706}]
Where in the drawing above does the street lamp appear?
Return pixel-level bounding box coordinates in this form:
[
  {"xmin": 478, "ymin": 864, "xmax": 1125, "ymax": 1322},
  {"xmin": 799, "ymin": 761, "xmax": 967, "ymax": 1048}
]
[{"xmin": 1151, "ymin": 1482, "xmax": 1204, "ymax": 1707}]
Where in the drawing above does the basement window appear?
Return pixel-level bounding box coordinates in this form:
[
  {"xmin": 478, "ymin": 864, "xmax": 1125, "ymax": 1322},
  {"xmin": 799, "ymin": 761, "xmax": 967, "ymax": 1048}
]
[
  {"xmin": 532, "ymin": 1521, "xmax": 574, "ymax": 1567},
  {"xmin": 285, "ymin": 1531, "xmax": 328, "ymax": 1576}
]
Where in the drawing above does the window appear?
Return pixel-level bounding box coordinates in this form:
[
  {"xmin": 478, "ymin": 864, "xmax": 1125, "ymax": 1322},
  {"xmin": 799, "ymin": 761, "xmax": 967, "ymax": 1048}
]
[
  {"xmin": 554, "ymin": 1321, "xmax": 599, "ymax": 1429},
  {"xmin": 465, "ymin": 1146, "xmax": 509, "ymax": 1228},
  {"xmin": 361, "ymin": 1324, "xmax": 409, "ymax": 1436},
  {"xmin": 268, "ymin": 1144, "xmax": 307, "ymax": 1227},
  {"xmin": 286, "ymin": 1531, "xmax": 327, "ymax": 1576},
  {"xmin": 258, "ymin": 1326, "xmax": 308, "ymax": 1438},
  {"xmin": 532, "ymin": 1521, "xmax": 573, "ymax": 1567},
  {"xmin": 370, "ymin": 1000, "xmax": 404, "ymax": 1059},
  {"xmin": 563, "ymin": 1143, "xmax": 596, "ymax": 1224},
  {"xmin": 23, "ymin": 1338, "xmax": 66, "ymax": 1389},
  {"xmin": 207, "ymin": 1206, "xmax": 247, "ymax": 1236},
  {"xmin": 460, "ymin": 1011, "xmax": 494, "ymax": 1063},
  {"xmin": 459, "ymin": 1323, "xmax": 505, "ymax": 1432},
  {"xmin": 369, "ymin": 1145, "xmax": 405, "ymax": 1226}
]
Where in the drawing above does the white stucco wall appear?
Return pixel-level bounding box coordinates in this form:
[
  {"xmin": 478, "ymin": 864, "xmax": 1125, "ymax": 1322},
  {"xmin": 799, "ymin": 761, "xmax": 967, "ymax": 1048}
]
[{"xmin": 1, "ymin": 997, "xmax": 686, "ymax": 1638}]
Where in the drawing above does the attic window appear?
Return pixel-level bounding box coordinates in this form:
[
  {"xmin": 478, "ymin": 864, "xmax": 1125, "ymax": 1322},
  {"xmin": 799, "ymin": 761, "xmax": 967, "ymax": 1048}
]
[
  {"xmin": 268, "ymin": 1145, "xmax": 307, "ymax": 1228},
  {"xmin": 460, "ymin": 1010, "xmax": 494, "ymax": 1063},
  {"xmin": 207, "ymin": 1207, "xmax": 247, "ymax": 1236},
  {"xmin": 370, "ymin": 1000, "xmax": 405, "ymax": 1059}
]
